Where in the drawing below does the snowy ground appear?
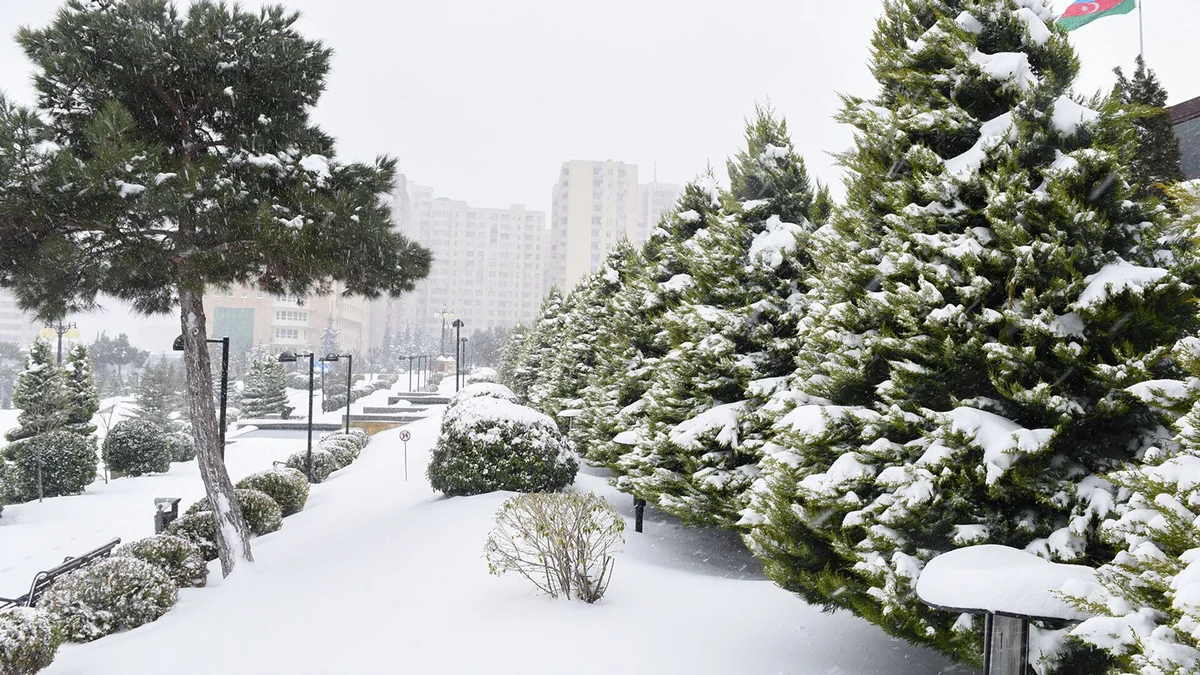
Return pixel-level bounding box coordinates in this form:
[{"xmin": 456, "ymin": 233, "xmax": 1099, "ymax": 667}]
[{"xmin": 16, "ymin": 386, "xmax": 970, "ymax": 675}]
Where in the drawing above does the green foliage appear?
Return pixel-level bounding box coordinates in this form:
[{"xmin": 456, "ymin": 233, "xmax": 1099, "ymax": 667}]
[
  {"xmin": 240, "ymin": 353, "xmax": 289, "ymax": 419},
  {"xmin": 0, "ymin": 607, "xmax": 59, "ymax": 675},
  {"xmin": 5, "ymin": 340, "xmax": 69, "ymax": 443},
  {"xmin": 284, "ymin": 447, "xmax": 340, "ymax": 484},
  {"xmin": 236, "ymin": 467, "xmax": 309, "ymax": 517},
  {"xmin": 1113, "ymin": 55, "xmax": 1184, "ymax": 202},
  {"xmin": 166, "ymin": 512, "xmax": 218, "ymax": 562},
  {"xmin": 427, "ymin": 397, "xmax": 578, "ymax": 497},
  {"xmin": 101, "ymin": 419, "xmax": 171, "ymax": 477},
  {"xmin": 61, "ymin": 344, "xmax": 99, "ymax": 436},
  {"xmin": 131, "ymin": 360, "xmax": 180, "ymax": 433},
  {"xmin": 0, "ymin": 341, "xmax": 23, "ymax": 409},
  {"xmin": 116, "ymin": 535, "xmax": 208, "ymax": 589},
  {"xmin": 167, "ymin": 431, "xmax": 196, "ymax": 463},
  {"xmin": 184, "ymin": 488, "xmax": 282, "ymax": 536},
  {"xmin": 38, "ymin": 557, "xmax": 177, "ymax": 643},
  {"xmin": 5, "ymin": 431, "xmax": 97, "ymax": 501}
]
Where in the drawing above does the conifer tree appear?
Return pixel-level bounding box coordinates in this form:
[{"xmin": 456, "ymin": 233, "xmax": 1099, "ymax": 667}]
[
  {"xmin": 240, "ymin": 350, "xmax": 289, "ymax": 419},
  {"xmin": 497, "ymin": 324, "xmax": 529, "ymax": 389},
  {"xmin": 1113, "ymin": 55, "xmax": 1184, "ymax": 202},
  {"xmin": 5, "ymin": 339, "xmax": 68, "ymax": 442},
  {"xmin": 321, "ymin": 315, "xmax": 341, "ymax": 356},
  {"xmin": 63, "ymin": 343, "xmax": 99, "ymax": 436},
  {"xmin": 132, "ymin": 360, "xmax": 179, "ymax": 433},
  {"xmin": 745, "ymin": 0, "xmax": 1198, "ymax": 666},
  {"xmin": 0, "ymin": 0, "xmax": 430, "ymax": 575},
  {"xmin": 511, "ymin": 288, "xmax": 564, "ymax": 404}
]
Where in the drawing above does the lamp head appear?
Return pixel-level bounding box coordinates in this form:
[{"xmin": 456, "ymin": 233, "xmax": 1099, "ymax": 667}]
[
  {"xmin": 320, "ymin": 353, "xmax": 340, "ymax": 363},
  {"xmin": 277, "ymin": 351, "xmax": 298, "ymax": 363},
  {"xmin": 452, "ymin": 319, "xmax": 465, "ymax": 328}
]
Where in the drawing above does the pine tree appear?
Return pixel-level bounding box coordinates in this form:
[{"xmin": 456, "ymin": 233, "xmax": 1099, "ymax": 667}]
[
  {"xmin": 511, "ymin": 288, "xmax": 564, "ymax": 404},
  {"xmin": 0, "ymin": 341, "xmax": 21, "ymax": 408},
  {"xmin": 132, "ymin": 360, "xmax": 179, "ymax": 434},
  {"xmin": 5, "ymin": 339, "xmax": 69, "ymax": 442},
  {"xmin": 1113, "ymin": 55, "xmax": 1184, "ymax": 202},
  {"xmin": 745, "ymin": 1, "xmax": 1198, "ymax": 666},
  {"xmin": 321, "ymin": 315, "xmax": 341, "ymax": 356},
  {"xmin": 0, "ymin": 1, "xmax": 431, "ymax": 575},
  {"xmin": 240, "ymin": 351, "xmax": 289, "ymax": 419},
  {"xmin": 62, "ymin": 343, "xmax": 99, "ymax": 436},
  {"xmin": 497, "ymin": 324, "xmax": 529, "ymax": 388}
]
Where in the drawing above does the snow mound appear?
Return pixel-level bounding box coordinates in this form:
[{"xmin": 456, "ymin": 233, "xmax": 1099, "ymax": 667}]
[
  {"xmin": 748, "ymin": 215, "xmax": 805, "ymax": 269},
  {"xmin": 941, "ymin": 407, "xmax": 1053, "ymax": 485},
  {"xmin": 944, "ymin": 113, "xmax": 1015, "ymax": 177},
  {"xmin": 669, "ymin": 402, "xmax": 748, "ymax": 450},
  {"xmin": 1051, "ymin": 96, "xmax": 1100, "ymax": 136},
  {"xmin": 1074, "ymin": 262, "xmax": 1169, "ymax": 310}
]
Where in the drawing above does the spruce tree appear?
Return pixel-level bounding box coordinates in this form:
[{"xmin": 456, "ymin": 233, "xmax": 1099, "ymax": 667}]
[
  {"xmin": 1113, "ymin": 55, "xmax": 1184, "ymax": 202},
  {"xmin": 510, "ymin": 288, "xmax": 564, "ymax": 404},
  {"xmin": 497, "ymin": 324, "xmax": 529, "ymax": 389},
  {"xmin": 745, "ymin": 0, "xmax": 1198, "ymax": 666},
  {"xmin": 321, "ymin": 315, "xmax": 341, "ymax": 356},
  {"xmin": 63, "ymin": 343, "xmax": 99, "ymax": 436},
  {"xmin": 0, "ymin": 0, "xmax": 430, "ymax": 575},
  {"xmin": 240, "ymin": 352, "xmax": 289, "ymax": 419},
  {"xmin": 5, "ymin": 339, "xmax": 68, "ymax": 442},
  {"xmin": 132, "ymin": 360, "xmax": 179, "ymax": 434}
]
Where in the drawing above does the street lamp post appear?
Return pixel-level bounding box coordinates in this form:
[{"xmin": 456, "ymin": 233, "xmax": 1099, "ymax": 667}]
[
  {"xmin": 437, "ymin": 308, "xmax": 455, "ymax": 356},
  {"xmin": 452, "ymin": 319, "xmax": 465, "ymax": 392},
  {"xmin": 321, "ymin": 353, "xmax": 353, "ymax": 434},
  {"xmin": 404, "ymin": 355, "xmax": 415, "ymax": 392},
  {"xmin": 277, "ymin": 350, "xmax": 315, "ymax": 482},
  {"xmin": 459, "ymin": 337, "xmax": 468, "ymax": 390},
  {"xmin": 41, "ymin": 321, "xmax": 80, "ymax": 365},
  {"xmin": 173, "ymin": 334, "xmax": 230, "ymax": 459}
]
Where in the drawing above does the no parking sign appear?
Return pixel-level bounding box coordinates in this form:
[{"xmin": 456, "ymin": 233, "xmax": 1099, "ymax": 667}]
[
  {"xmin": 399, "ymin": 430, "xmax": 411, "ymax": 442},
  {"xmin": 400, "ymin": 430, "xmax": 411, "ymax": 480}
]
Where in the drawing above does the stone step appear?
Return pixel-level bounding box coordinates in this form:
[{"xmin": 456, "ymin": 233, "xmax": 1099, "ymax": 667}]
[
  {"xmin": 388, "ymin": 395, "xmax": 450, "ymax": 406},
  {"xmin": 362, "ymin": 406, "xmax": 429, "ymax": 415}
]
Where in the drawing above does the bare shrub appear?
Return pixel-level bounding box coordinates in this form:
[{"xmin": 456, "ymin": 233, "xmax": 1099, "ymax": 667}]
[{"xmin": 484, "ymin": 492, "xmax": 624, "ymax": 603}]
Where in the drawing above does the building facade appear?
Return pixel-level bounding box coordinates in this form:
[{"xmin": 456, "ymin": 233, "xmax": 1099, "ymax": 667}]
[
  {"xmin": 1172, "ymin": 96, "xmax": 1200, "ymax": 180},
  {"xmin": 0, "ymin": 291, "xmax": 41, "ymax": 347},
  {"xmin": 546, "ymin": 160, "xmax": 640, "ymax": 293},
  {"xmin": 202, "ymin": 283, "xmax": 373, "ymax": 358},
  {"xmin": 637, "ymin": 181, "xmax": 685, "ymax": 244},
  {"xmin": 392, "ymin": 184, "xmax": 547, "ymax": 345}
]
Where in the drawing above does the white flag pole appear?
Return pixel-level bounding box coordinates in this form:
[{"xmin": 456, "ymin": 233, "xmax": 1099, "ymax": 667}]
[{"xmin": 1138, "ymin": 0, "xmax": 1145, "ymax": 58}]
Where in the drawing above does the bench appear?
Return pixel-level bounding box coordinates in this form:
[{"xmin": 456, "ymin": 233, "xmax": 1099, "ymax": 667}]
[{"xmin": 0, "ymin": 538, "xmax": 122, "ymax": 611}]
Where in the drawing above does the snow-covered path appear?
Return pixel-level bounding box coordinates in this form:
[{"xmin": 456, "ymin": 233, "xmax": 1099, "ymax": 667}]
[{"xmin": 40, "ymin": 415, "xmax": 970, "ymax": 674}]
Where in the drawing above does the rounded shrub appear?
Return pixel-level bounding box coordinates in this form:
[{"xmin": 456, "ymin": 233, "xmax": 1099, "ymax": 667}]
[
  {"xmin": 102, "ymin": 419, "xmax": 171, "ymax": 477},
  {"xmin": 116, "ymin": 535, "xmax": 208, "ymax": 588},
  {"xmin": 323, "ymin": 431, "xmax": 368, "ymax": 451},
  {"xmin": 166, "ymin": 512, "xmax": 218, "ymax": 561},
  {"xmin": 5, "ymin": 431, "xmax": 97, "ymax": 502},
  {"xmin": 236, "ymin": 467, "xmax": 309, "ymax": 517},
  {"xmin": 428, "ymin": 397, "xmax": 578, "ymax": 497},
  {"xmin": 285, "ymin": 371, "xmax": 308, "ymax": 390},
  {"xmin": 0, "ymin": 607, "xmax": 59, "ymax": 675},
  {"xmin": 446, "ymin": 382, "xmax": 519, "ymax": 411},
  {"xmin": 285, "ymin": 448, "xmax": 339, "ymax": 483},
  {"xmin": 322, "ymin": 393, "xmax": 347, "ymax": 413},
  {"xmin": 466, "ymin": 367, "xmax": 498, "ymax": 384},
  {"xmin": 183, "ymin": 490, "xmax": 282, "ymax": 536},
  {"xmin": 167, "ymin": 432, "xmax": 196, "ymax": 463},
  {"xmin": 38, "ymin": 557, "xmax": 177, "ymax": 643}
]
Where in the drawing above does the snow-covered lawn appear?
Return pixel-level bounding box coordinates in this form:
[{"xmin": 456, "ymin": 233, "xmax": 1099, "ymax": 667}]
[{"xmin": 31, "ymin": 412, "xmax": 969, "ymax": 674}]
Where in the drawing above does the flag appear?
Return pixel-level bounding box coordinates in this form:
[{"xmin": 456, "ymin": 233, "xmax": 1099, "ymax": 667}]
[{"xmin": 1057, "ymin": 0, "xmax": 1137, "ymax": 31}]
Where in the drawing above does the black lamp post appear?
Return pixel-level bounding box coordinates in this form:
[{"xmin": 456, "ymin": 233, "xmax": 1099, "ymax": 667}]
[
  {"xmin": 174, "ymin": 334, "xmax": 230, "ymax": 459},
  {"xmin": 321, "ymin": 353, "xmax": 353, "ymax": 434},
  {"xmin": 459, "ymin": 337, "xmax": 468, "ymax": 390},
  {"xmin": 404, "ymin": 355, "xmax": 415, "ymax": 392},
  {"xmin": 42, "ymin": 320, "xmax": 79, "ymax": 365},
  {"xmin": 278, "ymin": 350, "xmax": 315, "ymax": 482},
  {"xmin": 452, "ymin": 319, "xmax": 465, "ymax": 392}
]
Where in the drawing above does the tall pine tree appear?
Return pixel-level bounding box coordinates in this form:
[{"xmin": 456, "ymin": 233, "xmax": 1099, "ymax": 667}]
[
  {"xmin": 5, "ymin": 339, "xmax": 68, "ymax": 442},
  {"xmin": 63, "ymin": 343, "xmax": 99, "ymax": 436},
  {"xmin": 1113, "ymin": 55, "xmax": 1184, "ymax": 202}
]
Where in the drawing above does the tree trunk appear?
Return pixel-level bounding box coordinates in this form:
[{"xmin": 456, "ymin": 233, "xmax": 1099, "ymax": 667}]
[{"xmin": 179, "ymin": 288, "xmax": 253, "ymax": 576}]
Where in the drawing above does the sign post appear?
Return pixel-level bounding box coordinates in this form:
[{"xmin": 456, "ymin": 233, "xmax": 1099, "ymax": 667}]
[{"xmin": 399, "ymin": 429, "xmax": 412, "ymax": 481}]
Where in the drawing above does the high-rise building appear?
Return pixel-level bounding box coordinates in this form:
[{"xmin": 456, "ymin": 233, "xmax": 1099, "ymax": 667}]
[
  {"xmin": 546, "ymin": 160, "xmax": 639, "ymax": 293},
  {"xmin": 393, "ymin": 184, "xmax": 547, "ymax": 346},
  {"xmin": 0, "ymin": 291, "xmax": 40, "ymax": 347},
  {"xmin": 201, "ymin": 282, "xmax": 373, "ymax": 358},
  {"xmin": 1171, "ymin": 95, "xmax": 1200, "ymax": 180},
  {"xmin": 367, "ymin": 175, "xmax": 416, "ymax": 353},
  {"xmin": 637, "ymin": 181, "xmax": 685, "ymax": 244}
]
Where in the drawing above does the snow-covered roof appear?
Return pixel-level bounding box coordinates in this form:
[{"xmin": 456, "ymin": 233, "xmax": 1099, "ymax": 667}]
[{"xmin": 915, "ymin": 545, "xmax": 1098, "ymax": 621}]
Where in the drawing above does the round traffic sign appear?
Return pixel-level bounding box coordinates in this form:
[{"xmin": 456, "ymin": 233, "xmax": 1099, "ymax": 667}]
[{"xmin": 399, "ymin": 430, "xmax": 412, "ymax": 442}]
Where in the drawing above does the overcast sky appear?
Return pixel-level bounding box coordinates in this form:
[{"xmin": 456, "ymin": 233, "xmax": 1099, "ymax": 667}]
[{"xmin": 0, "ymin": 0, "xmax": 1196, "ymax": 348}]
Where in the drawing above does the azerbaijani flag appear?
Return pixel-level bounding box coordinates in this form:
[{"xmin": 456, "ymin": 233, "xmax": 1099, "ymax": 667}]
[{"xmin": 1057, "ymin": 0, "xmax": 1137, "ymax": 31}]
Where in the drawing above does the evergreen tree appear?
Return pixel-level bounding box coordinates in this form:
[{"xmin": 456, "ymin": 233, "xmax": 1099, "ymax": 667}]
[
  {"xmin": 511, "ymin": 288, "xmax": 564, "ymax": 404},
  {"xmin": 497, "ymin": 324, "xmax": 529, "ymax": 388},
  {"xmin": 321, "ymin": 315, "xmax": 341, "ymax": 356},
  {"xmin": 1113, "ymin": 55, "xmax": 1184, "ymax": 202},
  {"xmin": 4, "ymin": 339, "xmax": 69, "ymax": 442},
  {"xmin": 745, "ymin": 1, "xmax": 1197, "ymax": 666},
  {"xmin": 0, "ymin": 0, "xmax": 431, "ymax": 575},
  {"xmin": 240, "ymin": 350, "xmax": 289, "ymax": 419},
  {"xmin": 0, "ymin": 341, "xmax": 21, "ymax": 408},
  {"xmin": 132, "ymin": 360, "xmax": 179, "ymax": 433},
  {"xmin": 63, "ymin": 343, "xmax": 99, "ymax": 436}
]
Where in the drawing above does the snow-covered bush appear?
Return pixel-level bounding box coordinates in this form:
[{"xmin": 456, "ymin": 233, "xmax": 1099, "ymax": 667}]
[
  {"xmin": 321, "ymin": 439, "xmax": 358, "ymax": 468},
  {"xmin": 346, "ymin": 427, "xmax": 369, "ymax": 445},
  {"xmin": 184, "ymin": 489, "xmax": 282, "ymax": 536},
  {"xmin": 236, "ymin": 467, "xmax": 309, "ymax": 517},
  {"xmin": 285, "ymin": 371, "xmax": 309, "ymax": 390},
  {"xmin": 284, "ymin": 447, "xmax": 339, "ymax": 483},
  {"xmin": 38, "ymin": 557, "xmax": 177, "ymax": 643},
  {"xmin": 166, "ymin": 512, "xmax": 218, "ymax": 561},
  {"xmin": 446, "ymin": 382, "xmax": 519, "ymax": 411},
  {"xmin": 466, "ymin": 367, "xmax": 498, "ymax": 384},
  {"xmin": 101, "ymin": 419, "xmax": 171, "ymax": 476},
  {"xmin": 240, "ymin": 355, "xmax": 289, "ymax": 418},
  {"xmin": 427, "ymin": 397, "xmax": 578, "ymax": 497},
  {"xmin": 484, "ymin": 492, "xmax": 624, "ymax": 603},
  {"xmin": 322, "ymin": 393, "xmax": 347, "ymax": 413},
  {"xmin": 0, "ymin": 607, "xmax": 58, "ymax": 675},
  {"xmin": 5, "ymin": 431, "xmax": 98, "ymax": 501},
  {"xmin": 116, "ymin": 535, "xmax": 208, "ymax": 588},
  {"xmin": 167, "ymin": 431, "xmax": 196, "ymax": 463}
]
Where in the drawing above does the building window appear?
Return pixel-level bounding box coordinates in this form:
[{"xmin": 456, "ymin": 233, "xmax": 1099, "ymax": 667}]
[
  {"xmin": 274, "ymin": 328, "xmax": 301, "ymax": 340},
  {"xmin": 226, "ymin": 290, "xmax": 234, "ymax": 297},
  {"xmin": 275, "ymin": 310, "xmax": 308, "ymax": 322}
]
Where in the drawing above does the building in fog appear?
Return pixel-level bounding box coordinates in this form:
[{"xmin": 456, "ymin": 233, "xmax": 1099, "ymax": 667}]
[
  {"xmin": 392, "ymin": 184, "xmax": 547, "ymax": 348},
  {"xmin": 637, "ymin": 181, "xmax": 685, "ymax": 244},
  {"xmin": 1172, "ymin": 95, "xmax": 1200, "ymax": 180},
  {"xmin": 546, "ymin": 160, "xmax": 640, "ymax": 293},
  {"xmin": 201, "ymin": 283, "xmax": 373, "ymax": 358},
  {"xmin": 0, "ymin": 291, "xmax": 40, "ymax": 347}
]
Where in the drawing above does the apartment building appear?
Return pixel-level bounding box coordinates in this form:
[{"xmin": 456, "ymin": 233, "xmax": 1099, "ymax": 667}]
[
  {"xmin": 202, "ymin": 283, "xmax": 373, "ymax": 357},
  {"xmin": 392, "ymin": 184, "xmax": 547, "ymax": 343},
  {"xmin": 637, "ymin": 181, "xmax": 685, "ymax": 244},
  {"xmin": 0, "ymin": 291, "xmax": 40, "ymax": 347},
  {"xmin": 1172, "ymin": 95, "xmax": 1200, "ymax": 180}
]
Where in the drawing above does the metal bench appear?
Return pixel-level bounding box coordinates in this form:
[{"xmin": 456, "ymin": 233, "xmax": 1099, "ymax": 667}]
[{"xmin": 0, "ymin": 538, "xmax": 122, "ymax": 611}]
